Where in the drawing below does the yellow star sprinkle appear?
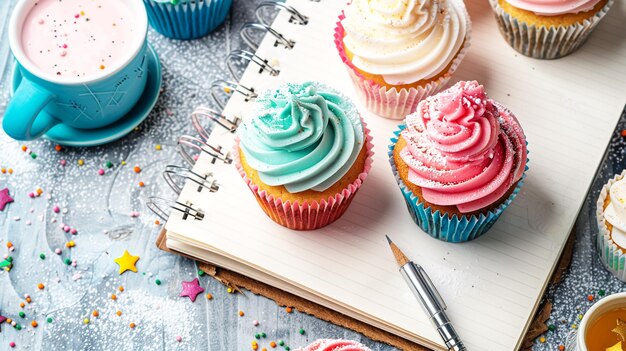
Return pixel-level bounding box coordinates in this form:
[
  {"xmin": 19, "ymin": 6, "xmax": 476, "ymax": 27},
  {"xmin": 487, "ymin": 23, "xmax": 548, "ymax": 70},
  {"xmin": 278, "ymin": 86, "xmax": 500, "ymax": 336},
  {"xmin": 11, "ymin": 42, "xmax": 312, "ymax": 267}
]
[
  {"xmin": 114, "ymin": 250, "xmax": 140, "ymax": 275},
  {"xmin": 607, "ymin": 341, "xmax": 622, "ymax": 351},
  {"xmin": 612, "ymin": 319, "xmax": 626, "ymax": 342}
]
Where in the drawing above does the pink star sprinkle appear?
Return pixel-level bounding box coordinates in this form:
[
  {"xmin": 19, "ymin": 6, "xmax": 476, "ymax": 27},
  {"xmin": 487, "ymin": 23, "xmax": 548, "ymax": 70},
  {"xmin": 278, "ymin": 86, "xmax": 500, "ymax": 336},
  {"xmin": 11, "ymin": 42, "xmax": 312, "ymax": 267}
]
[
  {"xmin": 0, "ymin": 188, "xmax": 14, "ymax": 211},
  {"xmin": 179, "ymin": 278, "xmax": 204, "ymax": 302}
]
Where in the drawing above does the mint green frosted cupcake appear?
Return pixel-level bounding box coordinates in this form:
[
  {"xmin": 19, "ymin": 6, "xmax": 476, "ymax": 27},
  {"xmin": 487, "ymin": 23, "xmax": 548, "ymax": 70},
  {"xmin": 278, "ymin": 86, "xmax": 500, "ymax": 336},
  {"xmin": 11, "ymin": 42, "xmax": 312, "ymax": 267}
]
[{"xmin": 234, "ymin": 82, "xmax": 374, "ymax": 230}]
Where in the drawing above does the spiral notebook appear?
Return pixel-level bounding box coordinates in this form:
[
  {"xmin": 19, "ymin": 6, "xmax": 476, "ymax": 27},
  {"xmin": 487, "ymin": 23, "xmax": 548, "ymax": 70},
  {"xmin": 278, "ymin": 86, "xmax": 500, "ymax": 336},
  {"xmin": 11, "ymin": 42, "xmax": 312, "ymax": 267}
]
[{"xmin": 154, "ymin": 0, "xmax": 626, "ymax": 350}]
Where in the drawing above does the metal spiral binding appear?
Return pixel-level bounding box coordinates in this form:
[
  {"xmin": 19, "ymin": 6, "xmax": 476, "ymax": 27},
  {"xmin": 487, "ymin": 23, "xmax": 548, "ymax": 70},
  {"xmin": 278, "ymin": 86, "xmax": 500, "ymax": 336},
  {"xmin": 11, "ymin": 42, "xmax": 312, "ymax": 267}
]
[
  {"xmin": 147, "ymin": 197, "xmax": 205, "ymax": 221},
  {"xmin": 255, "ymin": 0, "xmax": 309, "ymax": 26},
  {"xmin": 210, "ymin": 79, "xmax": 257, "ymax": 110},
  {"xmin": 191, "ymin": 106, "xmax": 240, "ymax": 140},
  {"xmin": 225, "ymin": 49, "xmax": 280, "ymax": 82},
  {"xmin": 163, "ymin": 165, "xmax": 219, "ymax": 195},
  {"xmin": 240, "ymin": 22, "xmax": 295, "ymax": 52},
  {"xmin": 177, "ymin": 135, "xmax": 232, "ymax": 167}
]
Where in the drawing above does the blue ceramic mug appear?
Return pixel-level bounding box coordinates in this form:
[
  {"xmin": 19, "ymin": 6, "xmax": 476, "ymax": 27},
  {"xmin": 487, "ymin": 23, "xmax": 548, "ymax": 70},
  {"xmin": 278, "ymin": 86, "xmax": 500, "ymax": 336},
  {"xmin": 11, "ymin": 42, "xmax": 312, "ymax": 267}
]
[{"xmin": 3, "ymin": 0, "xmax": 149, "ymax": 141}]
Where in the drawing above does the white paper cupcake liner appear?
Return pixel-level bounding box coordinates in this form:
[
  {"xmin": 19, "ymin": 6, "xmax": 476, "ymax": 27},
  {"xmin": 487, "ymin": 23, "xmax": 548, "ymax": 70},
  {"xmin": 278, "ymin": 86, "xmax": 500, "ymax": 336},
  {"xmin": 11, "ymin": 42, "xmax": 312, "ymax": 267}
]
[
  {"xmin": 334, "ymin": 5, "xmax": 472, "ymax": 120},
  {"xmin": 596, "ymin": 170, "xmax": 626, "ymax": 282},
  {"xmin": 490, "ymin": 0, "xmax": 613, "ymax": 59}
]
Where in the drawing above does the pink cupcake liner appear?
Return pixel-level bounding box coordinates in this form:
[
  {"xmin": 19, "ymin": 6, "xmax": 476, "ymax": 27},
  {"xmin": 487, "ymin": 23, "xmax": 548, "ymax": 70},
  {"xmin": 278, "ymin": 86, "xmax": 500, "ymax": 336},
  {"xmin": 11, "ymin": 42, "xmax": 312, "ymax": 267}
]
[
  {"xmin": 333, "ymin": 10, "xmax": 471, "ymax": 120},
  {"xmin": 234, "ymin": 123, "xmax": 374, "ymax": 231}
]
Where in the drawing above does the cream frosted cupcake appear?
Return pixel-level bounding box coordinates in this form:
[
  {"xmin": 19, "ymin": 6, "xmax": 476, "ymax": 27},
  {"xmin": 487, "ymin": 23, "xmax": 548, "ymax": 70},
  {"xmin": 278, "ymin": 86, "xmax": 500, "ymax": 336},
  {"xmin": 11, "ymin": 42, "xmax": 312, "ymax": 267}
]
[
  {"xmin": 295, "ymin": 339, "xmax": 371, "ymax": 351},
  {"xmin": 235, "ymin": 82, "xmax": 374, "ymax": 231},
  {"xmin": 596, "ymin": 171, "xmax": 626, "ymax": 282},
  {"xmin": 491, "ymin": 0, "xmax": 613, "ymax": 59},
  {"xmin": 389, "ymin": 81, "xmax": 528, "ymax": 242},
  {"xmin": 334, "ymin": 0, "xmax": 471, "ymax": 120}
]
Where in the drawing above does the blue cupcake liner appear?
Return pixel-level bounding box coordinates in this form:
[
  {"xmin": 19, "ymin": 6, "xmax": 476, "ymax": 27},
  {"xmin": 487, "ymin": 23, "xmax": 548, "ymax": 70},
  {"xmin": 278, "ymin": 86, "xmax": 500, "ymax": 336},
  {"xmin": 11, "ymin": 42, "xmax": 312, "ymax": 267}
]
[
  {"xmin": 143, "ymin": 0, "xmax": 232, "ymax": 40},
  {"xmin": 388, "ymin": 125, "xmax": 528, "ymax": 243}
]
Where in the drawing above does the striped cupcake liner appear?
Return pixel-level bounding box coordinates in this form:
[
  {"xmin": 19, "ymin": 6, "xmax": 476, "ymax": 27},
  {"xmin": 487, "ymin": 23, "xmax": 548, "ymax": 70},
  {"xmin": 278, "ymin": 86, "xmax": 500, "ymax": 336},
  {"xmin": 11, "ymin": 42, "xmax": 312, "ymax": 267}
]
[
  {"xmin": 143, "ymin": 0, "xmax": 232, "ymax": 40},
  {"xmin": 595, "ymin": 170, "xmax": 626, "ymax": 282},
  {"xmin": 388, "ymin": 125, "xmax": 527, "ymax": 243},
  {"xmin": 333, "ymin": 3, "xmax": 471, "ymax": 120},
  {"xmin": 490, "ymin": 0, "xmax": 613, "ymax": 59},
  {"xmin": 234, "ymin": 123, "xmax": 374, "ymax": 231}
]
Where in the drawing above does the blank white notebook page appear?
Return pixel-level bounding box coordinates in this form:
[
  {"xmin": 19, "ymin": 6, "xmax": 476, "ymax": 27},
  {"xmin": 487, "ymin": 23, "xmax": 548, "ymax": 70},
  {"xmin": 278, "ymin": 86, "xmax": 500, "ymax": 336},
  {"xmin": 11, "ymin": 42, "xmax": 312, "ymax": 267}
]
[{"xmin": 165, "ymin": 0, "xmax": 626, "ymax": 350}]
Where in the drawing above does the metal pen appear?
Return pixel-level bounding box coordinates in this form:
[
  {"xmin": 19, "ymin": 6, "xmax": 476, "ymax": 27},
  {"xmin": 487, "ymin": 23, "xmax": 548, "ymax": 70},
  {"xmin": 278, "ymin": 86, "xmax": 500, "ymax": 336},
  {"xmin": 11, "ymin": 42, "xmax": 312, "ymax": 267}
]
[{"xmin": 386, "ymin": 235, "xmax": 466, "ymax": 351}]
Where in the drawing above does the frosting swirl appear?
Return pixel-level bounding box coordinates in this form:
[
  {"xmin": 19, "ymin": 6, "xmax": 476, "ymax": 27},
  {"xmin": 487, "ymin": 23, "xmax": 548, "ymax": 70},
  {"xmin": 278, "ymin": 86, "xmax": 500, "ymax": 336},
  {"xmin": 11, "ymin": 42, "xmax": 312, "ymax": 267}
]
[
  {"xmin": 504, "ymin": 0, "xmax": 601, "ymax": 16},
  {"xmin": 295, "ymin": 339, "xmax": 372, "ymax": 351},
  {"xmin": 239, "ymin": 82, "xmax": 364, "ymax": 193},
  {"xmin": 342, "ymin": 0, "xmax": 469, "ymax": 85},
  {"xmin": 604, "ymin": 178, "xmax": 626, "ymax": 248},
  {"xmin": 400, "ymin": 81, "xmax": 527, "ymax": 213}
]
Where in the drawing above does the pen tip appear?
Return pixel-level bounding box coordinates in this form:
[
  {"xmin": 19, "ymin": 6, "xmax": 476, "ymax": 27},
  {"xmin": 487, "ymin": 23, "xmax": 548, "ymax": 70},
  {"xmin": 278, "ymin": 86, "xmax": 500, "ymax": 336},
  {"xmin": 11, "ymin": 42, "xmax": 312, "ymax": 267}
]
[{"xmin": 385, "ymin": 235, "xmax": 392, "ymax": 244}]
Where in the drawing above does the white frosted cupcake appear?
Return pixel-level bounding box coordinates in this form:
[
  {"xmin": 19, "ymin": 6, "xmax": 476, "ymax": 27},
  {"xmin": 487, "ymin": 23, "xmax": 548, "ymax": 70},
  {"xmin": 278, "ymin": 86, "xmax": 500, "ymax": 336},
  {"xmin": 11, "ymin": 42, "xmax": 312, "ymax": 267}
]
[
  {"xmin": 334, "ymin": 0, "xmax": 471, "ymax": 119},
  {"xmin": 597, "ymin": 171, "xmax": 626, "ymax": 282}
]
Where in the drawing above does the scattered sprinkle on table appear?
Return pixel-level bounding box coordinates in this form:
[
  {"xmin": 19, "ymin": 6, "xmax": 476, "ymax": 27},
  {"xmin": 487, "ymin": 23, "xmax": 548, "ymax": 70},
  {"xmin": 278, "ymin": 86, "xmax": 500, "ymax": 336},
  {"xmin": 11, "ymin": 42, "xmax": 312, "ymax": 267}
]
[
  {"xmin": 298, "ymin": 328, "xmax": 305, "ymax": 335},
  {"xmin": 106, "ymin": 161, "xmax": 113, "ymax": 168},
  {"xmin": 179, "ymin": 278, "xmax": 204, "ymax": 302},
  {"xmin": 155, "ymin": 279, "xmax": 162, "ymax": 285},
  {"xmin": 138, "ymin": 181, "xmax": 145, "ymax": 187},
  {"xmin": 37, "ymin": 283, "xmax": 44, "ymax": 290},
  {"xmin": 119, "ymin": 286, "xmax": 125, "ymax": 292},
  {"xmin": 278, "ymin": 340, "xmax": 284, "ymax": 346},
  {"xmin": 129, "ymin": 322, "xmax": 136, "ymax": 329},
  {"xmin": 98, "ymin": 169, "xmax": 105, "ymax": 175},
  {"xmin": 92, "ymin": 310, "xmax": 99, "ymax": 318},
  {"xmin": 285, "ymin": 307, "xmax": 293, "ymax": 313},
  {"xmin": 9, "ymin": 341, "xmax": 15, "ymax": 348},
  {"xmin": 31, "ymin": 320, "xmax": 38, "ymax": 328},
  {"xmin": 206, "ymin": 293, "xmax": 212, "ymax": 300},
  {"xmin": 39, "ymin": 253, "xmax": 45, "ymax": 260},
  {"xmin": 133, "ymin": 166, "xmax": 141, "ymax": 173},
  {"xmin": 114, "ymin": 250, "xmax": 140, "ymax": 275},
  {"xmin": 176, "ymin": 336, "xmax": 182, "ymax": 342},
  {"xmin": 253, "ymin": 319, "xmax": 259, "ymax": 326},
  {"xmin": 155, "ymin": 144, "xmax": 162, "ymax": 151},
  {"xmin": 78, "ymin": 159, "xmax": 84, "ymax": 166},
  {"xmin": 47, "ymin": 317, "xmax": 53, "ymax": 323},
  {"xmin": 19, "ymin": 312, "xmax": 25, "ymax": 318},
  {"xmin": 0, "ymin": 188, "xmax": 14, "ymax": 211},
  {"xmin": 269, "ymin": 341, "xmax": 276, "ymax": 348},
  {"xmin": 239, "ymin": 311, "xmax": 245, "ymax": 317},
  {"xmin": 83, "ymin": 318, "xmax": 89, "ymax": 324},
  {"xmin": 116, "ymin": 310, "xmax": 122, "ymax": 316}
]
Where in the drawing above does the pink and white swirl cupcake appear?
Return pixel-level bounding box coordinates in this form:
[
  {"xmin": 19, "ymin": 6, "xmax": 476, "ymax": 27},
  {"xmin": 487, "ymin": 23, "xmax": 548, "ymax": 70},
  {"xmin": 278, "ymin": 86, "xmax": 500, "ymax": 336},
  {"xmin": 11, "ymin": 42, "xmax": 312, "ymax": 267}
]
[
  {"xmin": 389, "ymin": 81, "xmax": 528, "ymax": 242},
  {"xmin": 491, "ymin": 0, "xmax": 613, "ymax": 59},
  {"xmin": 294, "ymin": 339, "xmax": 371, "ymax": 351}
]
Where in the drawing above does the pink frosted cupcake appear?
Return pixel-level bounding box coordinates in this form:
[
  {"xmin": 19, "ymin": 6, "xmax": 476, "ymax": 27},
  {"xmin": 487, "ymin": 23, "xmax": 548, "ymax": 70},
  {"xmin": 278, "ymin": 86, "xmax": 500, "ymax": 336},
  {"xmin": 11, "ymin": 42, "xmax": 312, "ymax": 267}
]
[
  {"xmin": 389, "ymin": 81, "xmax": 528, "ymax": 242},
  {"xmin": 295, "ymin": 339, "xmax": 371, "ymax": 351},
  {"xmin": 334, "ymin": 0, "xmax": 471, "ymax": 120},
  {"xmin": 235, "ymin": 82, "xmax": 373, "ymax": 230}
]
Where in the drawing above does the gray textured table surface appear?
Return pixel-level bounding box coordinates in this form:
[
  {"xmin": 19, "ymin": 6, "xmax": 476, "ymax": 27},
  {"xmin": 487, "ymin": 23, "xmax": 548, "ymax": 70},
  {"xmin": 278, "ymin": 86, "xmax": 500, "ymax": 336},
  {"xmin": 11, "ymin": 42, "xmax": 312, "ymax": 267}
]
[{"xmin": 0, "ymin": 1, "xmax": 624, "ymax": 351}]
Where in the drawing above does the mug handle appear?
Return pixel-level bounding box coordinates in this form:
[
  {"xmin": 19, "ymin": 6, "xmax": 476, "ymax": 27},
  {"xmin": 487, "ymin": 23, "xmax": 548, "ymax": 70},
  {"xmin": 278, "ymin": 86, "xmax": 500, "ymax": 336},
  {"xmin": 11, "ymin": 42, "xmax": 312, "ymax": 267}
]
[{"xmin": 2, "ymin": 78, "xmax": 60, "ymax": 140}]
